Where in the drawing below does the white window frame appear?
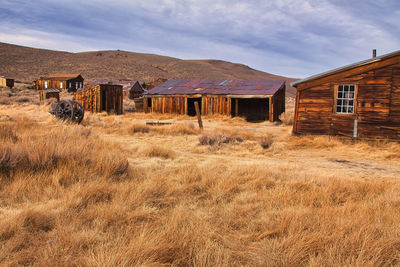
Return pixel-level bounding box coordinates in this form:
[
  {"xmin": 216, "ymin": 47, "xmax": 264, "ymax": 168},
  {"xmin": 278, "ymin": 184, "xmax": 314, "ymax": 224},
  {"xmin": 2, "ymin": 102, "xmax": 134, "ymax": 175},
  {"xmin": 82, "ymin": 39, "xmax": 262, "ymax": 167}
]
[{"xmin": 336, "ymin": 84, "xmax": 356, "ymax": 114}]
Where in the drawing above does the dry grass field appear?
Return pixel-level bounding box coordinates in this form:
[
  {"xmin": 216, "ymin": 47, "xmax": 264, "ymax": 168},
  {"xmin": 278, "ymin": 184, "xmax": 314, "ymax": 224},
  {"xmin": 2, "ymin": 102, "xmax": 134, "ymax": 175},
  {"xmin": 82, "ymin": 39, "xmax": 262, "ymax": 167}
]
[{"xmin": 1, "ymin": 85, "xmax": 400, "ymax": 266}]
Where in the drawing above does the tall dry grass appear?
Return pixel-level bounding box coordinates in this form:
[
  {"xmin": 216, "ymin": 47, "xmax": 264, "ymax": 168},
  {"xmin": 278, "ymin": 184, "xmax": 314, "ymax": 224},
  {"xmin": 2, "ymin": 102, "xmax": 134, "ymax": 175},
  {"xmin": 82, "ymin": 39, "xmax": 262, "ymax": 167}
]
[{"xmin": 1, "ymin": 106, "xmax": 400, "ymax": 266}]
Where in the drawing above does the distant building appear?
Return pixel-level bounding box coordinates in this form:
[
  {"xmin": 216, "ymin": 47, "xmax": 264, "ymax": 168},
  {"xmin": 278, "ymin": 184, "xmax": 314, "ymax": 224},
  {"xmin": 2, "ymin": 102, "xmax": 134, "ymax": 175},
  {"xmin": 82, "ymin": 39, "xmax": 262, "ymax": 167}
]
[
  {"xmin": 34, "ymin": 73, "xmax": 84, "ymax": 92},
  {"xmin": 292, "ymin": 49, "xmax": 400, "ymax": 139},
  {"xmin": 0, "ymin": 76, "xmax": 14, "ymax": 88},
  {"xmin": 144, "ymin": 79, "xmax": 285, "ymax": 121}
]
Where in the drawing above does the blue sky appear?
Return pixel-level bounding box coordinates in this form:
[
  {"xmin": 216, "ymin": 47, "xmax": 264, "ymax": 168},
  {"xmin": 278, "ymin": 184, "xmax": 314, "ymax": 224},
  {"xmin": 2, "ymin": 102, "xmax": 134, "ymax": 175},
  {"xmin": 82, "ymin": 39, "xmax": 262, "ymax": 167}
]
[{"xmin": 0, "ymin": 0, "xmax": 399, "ymax": 78}]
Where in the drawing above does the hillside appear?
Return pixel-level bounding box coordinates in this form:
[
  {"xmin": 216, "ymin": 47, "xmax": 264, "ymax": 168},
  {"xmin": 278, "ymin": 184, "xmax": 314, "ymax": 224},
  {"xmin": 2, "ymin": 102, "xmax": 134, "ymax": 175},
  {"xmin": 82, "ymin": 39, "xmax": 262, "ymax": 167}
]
[{"xmin": 0, "ymin": 42, "xmax": 297, "ymax": 96}]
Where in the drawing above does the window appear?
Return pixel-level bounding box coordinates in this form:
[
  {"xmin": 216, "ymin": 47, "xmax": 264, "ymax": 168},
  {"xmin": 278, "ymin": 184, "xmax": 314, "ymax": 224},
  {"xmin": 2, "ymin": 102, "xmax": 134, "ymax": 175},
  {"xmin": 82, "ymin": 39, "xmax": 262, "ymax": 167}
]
[
  {"xmin": 69, "ymin": 82, "xmax": 71, "ymax": 89},
  {"xmin": 60, "ymin": 82, "xmax": 63, "ymax": 89},
  {"xmin": 76, "ymin": 82, "xmax": 78, "ymax": 89},
  {"xmin": 336, "ymin": 85, "xmax": 355, "ymax": 114},
  {"xmin": 44, "ymin": 81, "xmax": 48, "ymax": 89}
]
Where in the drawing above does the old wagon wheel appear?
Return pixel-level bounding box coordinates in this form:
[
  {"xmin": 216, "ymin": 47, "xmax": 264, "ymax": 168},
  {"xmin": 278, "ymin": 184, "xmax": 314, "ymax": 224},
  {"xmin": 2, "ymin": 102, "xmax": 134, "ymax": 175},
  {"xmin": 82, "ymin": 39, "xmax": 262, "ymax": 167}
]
[
  {"xmin": 55, "ymin": 100, "xmax": 74, "ymax": 121},
  {"xmin": 71, "ymin": 100, "xmax": 84, "ymax": 124}
]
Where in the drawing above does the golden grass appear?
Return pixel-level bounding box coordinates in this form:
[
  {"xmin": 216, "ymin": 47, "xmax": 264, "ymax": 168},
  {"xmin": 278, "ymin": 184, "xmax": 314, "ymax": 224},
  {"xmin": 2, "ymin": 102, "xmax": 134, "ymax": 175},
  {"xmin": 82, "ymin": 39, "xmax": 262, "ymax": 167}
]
[
  {"xmin": 279, "ymin": 111, "xmax": 294, "ymax": 125},
  {"xmin": 1, "ymin": 102, "xmax": 400, "ymax": 266}
]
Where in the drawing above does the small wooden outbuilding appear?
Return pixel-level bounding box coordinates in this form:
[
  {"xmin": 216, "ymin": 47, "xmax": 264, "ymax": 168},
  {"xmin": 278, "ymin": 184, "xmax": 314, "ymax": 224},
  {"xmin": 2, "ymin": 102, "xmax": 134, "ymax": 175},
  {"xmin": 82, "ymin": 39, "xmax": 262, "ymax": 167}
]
[
  {"xmin": 34, "ymin": 74, "xmax": 84, "ymax": 92},
  {"xmin": 0, "ymin": 76, "xmax": 14, "ymax": 88},
  {"xmin": 292, "ymin": 50, "xmax": 400, "ymax": 139},
  {"xmin": 74, "ymin": 83, "xmax": 123, "ymax": 114},
  {"xmin": 39, "ymin": 89, "xmax": 60, "ymax": 103},
  {"xmin": 144, "ymin": 80, "xmax": 285, "ymax": 121}
]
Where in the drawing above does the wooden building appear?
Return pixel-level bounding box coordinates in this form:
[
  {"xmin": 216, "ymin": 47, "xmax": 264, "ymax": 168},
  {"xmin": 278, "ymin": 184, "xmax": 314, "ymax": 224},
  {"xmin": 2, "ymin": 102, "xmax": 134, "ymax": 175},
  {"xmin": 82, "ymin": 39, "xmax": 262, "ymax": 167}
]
[
  {"xmin": 292, "ymin": 50, "xmax": 400, "ymax": 139},
  {"xmin": 0, "ymin": 76, "xmax": 14, "ymax": 88},
  {"xmin": 39, "ymin": 89, "xmax": 60, "ymax": 103},
  {"xmin": 74, "ymin": 83, "xmax": 123, "ymax": 114},
  {"xmin": 144, "ymin": 80, "xmax": 285, "ymax": 121},
  {"xmin": 87, "ymin": 80, "xmax": 145, "ymax": 99},
  {"xmin": 34, "ymin": 74, "xmax": 84, "ymax": 92}
]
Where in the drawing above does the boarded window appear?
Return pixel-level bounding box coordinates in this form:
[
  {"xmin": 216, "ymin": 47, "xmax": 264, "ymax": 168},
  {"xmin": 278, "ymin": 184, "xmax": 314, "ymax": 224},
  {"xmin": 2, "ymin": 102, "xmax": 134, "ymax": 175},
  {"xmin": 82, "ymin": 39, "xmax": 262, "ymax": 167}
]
[{"xmin": 336, "ymin": 85, "xmax": 355, "ymax": 114}]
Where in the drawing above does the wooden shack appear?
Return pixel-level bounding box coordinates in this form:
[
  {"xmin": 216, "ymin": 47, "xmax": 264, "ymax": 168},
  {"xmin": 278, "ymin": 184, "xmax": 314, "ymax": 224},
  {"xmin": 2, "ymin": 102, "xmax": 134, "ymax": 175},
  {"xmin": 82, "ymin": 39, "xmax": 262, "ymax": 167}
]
[
  {"xmin": 128, "ymin": 81, "xmax": 145, "ymax": 99},
  {"xmin": 144, "ymin": 80, "xmax": 285, "ymax": 121},
  {"xmin": 34, "ymin": 74, "xmax": 84, "ymax": 92},
  {"xmin": 39, "ymin": 89, "xmax": 60, "ymax": 103},
  {"xmin": 0, "ymin": 76, "xmax": 14, "ymax": 88},
  {"xmin": 74, "ymin": 83, "xmax": 123, "ymax": 114},
  {"xmin": 292, "ymin": 50, "xmax": 400, "ymax": 139}
]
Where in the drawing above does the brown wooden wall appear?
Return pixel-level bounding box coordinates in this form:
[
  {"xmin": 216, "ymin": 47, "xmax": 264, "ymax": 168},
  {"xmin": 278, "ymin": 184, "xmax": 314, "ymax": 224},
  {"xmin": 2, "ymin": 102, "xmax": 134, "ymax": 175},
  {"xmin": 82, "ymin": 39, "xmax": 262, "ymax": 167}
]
[
  {"xmin": 39, "ymin": 91, "xmax": 59, "ymax": 103},
  {"xmin": 34, "ymin": 77, "xmax": 84, "ymax": 92},
  {"xmin": 0, "ymin": 78, "xmax": 14, "ymax": 88},
  {"xmin": 74, "ymin": 84, "xmax": 123, "ymax": 114},
  {"xmin": 294, "ymin": 62, "xmax": 400, "ymax": 139},
  {"xmin": 144, "ymin": 91, "xmax": 285, "ymax": 122}
]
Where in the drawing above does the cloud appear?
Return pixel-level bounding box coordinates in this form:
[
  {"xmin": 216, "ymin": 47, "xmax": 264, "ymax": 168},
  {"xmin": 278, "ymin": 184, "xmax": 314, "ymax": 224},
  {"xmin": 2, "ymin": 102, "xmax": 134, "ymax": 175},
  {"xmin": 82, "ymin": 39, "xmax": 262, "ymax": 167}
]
[{"xmin": 0, "ymin": 0, "xmax": 399, "ymax": 77}]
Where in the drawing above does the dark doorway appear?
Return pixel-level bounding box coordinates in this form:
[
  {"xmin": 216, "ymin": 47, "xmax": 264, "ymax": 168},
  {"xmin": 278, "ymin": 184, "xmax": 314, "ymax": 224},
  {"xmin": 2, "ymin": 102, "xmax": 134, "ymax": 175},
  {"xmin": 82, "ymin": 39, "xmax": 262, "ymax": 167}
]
[
  {"xmin": 101, "ymin": 89, "xmax": 107, "ymax": 111},
  {"xmin": 231, "ymin": 98, "xmax": 269, "ymax": 122},
  {"xmin": 147, "ymin": 98, "xmax": 152, "ymax": 109},
  {"xmin": 187, "ymin": 97, "xmax": 202, "ymax": 116}
]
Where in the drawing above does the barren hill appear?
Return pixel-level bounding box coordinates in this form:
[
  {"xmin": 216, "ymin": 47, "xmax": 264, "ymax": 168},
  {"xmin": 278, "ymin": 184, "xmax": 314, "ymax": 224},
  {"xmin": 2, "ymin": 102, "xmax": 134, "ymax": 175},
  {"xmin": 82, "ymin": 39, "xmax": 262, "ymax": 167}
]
[{"xmin": 0, "ymin": 42, "xmax": 297, "ymax": 96}]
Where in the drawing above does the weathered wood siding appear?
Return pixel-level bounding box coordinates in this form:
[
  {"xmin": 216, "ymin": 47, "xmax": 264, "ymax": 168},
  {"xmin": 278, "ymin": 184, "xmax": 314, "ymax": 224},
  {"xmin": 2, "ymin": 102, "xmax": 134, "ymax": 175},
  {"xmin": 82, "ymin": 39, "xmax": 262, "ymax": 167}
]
[
  {"xmin": 0, "ymin": 78, "xmax": 14, "ymax": 88},
  {"xmin": 35, "ymin": 76, "xmax": 84, "ymax": 92},
  {"xmin": 272, "ymin": 84, "xmax": 286, "ymax": 121},
  {"xmin": 74, "ymin": 84, "xmax": 123, "ymax": 114},
  {"xmin": 39, "ymin": 90, "xmax": 59, "ymax": 103},
  {"xmin": 294, "ymin": 62, "xmax": 400, "ymax": 139}
]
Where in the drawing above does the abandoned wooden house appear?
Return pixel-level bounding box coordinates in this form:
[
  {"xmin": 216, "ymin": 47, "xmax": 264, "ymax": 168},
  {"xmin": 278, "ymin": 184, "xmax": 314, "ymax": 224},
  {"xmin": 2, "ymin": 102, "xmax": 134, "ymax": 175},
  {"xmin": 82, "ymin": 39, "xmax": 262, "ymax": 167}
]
[
  {"xmin": 86, "ymin": 80, "xmax": 145, "ymax": 99},
  {"xmin": 144, "ymin": 80, "xmax": 285, "ymax": 121},
  {"xmin": 34, "ymin": 74, "xmax": 84, "ymax": 92},
  {"xmin": 39, "ymin": 89, "xmax": 60, "ymax": 103},
  {"xmin": 74, "ymin": 83, "xmax": 123, "ymax": 114},
  {"xmin": 292, "ymin": 49, "xmax": 400, "ymax": 139},
  {"xmin": 0, "ymin": 76, "xmax": 14, "ymax": 88}
]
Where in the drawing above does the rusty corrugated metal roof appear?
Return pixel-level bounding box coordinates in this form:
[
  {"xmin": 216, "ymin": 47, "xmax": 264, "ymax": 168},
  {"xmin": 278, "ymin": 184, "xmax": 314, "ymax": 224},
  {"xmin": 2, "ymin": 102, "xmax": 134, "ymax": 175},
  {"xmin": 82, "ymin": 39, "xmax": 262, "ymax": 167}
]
[{"xmin": 146, "ymin": 79, "xmax": 285, "ymax": 96}]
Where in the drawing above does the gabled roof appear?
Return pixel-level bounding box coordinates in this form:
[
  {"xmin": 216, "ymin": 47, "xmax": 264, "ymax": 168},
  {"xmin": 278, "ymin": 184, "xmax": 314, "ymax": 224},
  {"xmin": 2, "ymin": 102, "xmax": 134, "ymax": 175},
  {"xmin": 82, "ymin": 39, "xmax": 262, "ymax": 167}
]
[
  {"xmin": 146, "ymin": 79, "xmax": 285, "ymax": 96},
  {"xmin": 41, "ymin": 73, "xmax": 82, "ymax": 80},
  {"xmin": 291, "ymin": 50, "xmax": 400, "ymax": 87}
]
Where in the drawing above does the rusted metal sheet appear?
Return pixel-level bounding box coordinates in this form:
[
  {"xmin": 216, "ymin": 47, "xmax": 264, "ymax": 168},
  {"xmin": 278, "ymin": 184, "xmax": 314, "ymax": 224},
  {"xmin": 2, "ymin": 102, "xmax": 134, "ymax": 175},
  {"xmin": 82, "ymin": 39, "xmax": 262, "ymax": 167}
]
[{"xmin": 146, "ymin": 80, "xmax": 285, "ymax": 96}]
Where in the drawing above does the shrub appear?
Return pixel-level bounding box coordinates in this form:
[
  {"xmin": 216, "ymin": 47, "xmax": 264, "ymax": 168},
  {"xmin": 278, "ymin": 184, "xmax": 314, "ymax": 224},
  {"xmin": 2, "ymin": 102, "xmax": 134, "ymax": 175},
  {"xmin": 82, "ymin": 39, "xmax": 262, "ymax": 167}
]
[
  {"xmin": 279, "ymin": 111, "xmax": 294, "ymax": 125},
  {"xmin": 199, "ymin": 132, "xmax": 243, "ymax": 147},
  {"xmin": 131, "ymin": 123, "xmax": 150, "ymax": 133},
  {"xmin": 142, "ymin": 145, "xmax": 176, "ymax": 159},
  {"xmin": 259, "ymin": 134, "xmax": 274, "ymax": 149}
]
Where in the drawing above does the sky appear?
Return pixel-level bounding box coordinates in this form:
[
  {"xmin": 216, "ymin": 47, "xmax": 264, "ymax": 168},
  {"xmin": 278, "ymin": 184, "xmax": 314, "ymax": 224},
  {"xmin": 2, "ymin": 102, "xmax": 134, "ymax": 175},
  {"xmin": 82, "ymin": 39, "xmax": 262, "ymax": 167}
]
[{"xmin": 0, "ymin": 0, "xmax": 399, "ymax": 78}]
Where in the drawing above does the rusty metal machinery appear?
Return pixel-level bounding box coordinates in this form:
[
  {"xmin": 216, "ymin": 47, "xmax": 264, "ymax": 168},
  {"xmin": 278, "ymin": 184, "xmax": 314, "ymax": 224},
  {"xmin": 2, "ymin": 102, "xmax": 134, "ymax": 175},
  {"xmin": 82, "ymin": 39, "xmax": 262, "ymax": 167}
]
[{"xmin": 50, "ymin": 100, "xmax": 84, "ymax": 124}]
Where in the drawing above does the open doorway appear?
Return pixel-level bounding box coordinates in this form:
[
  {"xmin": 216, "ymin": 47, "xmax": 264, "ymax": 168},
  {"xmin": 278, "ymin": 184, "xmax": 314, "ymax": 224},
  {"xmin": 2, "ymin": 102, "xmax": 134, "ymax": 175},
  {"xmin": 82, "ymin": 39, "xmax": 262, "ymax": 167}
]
[
  {"xmin": 187, "ymin": 97, "xmax": 202, "ymax": 116},
  {"xmin": 231, "ymin": 98, "xmax": 269, "ymax": 122},
  {"xmin": 147, "ymin": 97, "xmax": 152, "ymax": 111},
  {"xmin": 101, "ymin": 88, "xmax": 107, "ymax": 111}
]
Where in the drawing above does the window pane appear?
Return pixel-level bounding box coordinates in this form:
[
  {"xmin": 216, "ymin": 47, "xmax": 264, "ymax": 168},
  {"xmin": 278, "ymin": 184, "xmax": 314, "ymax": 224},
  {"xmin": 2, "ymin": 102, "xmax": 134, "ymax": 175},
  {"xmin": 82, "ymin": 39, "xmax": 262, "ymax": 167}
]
[
  {"xmin": 336, "ymin": 106, "xmax": 341, "ymax": 112},
  {"xmin": 344, "ymin": 91, "xmax": 348, "ymax": 98},
  {"xmin": 344, "ymin": 85, "xmax": 349, "ymax": 92},
  {"xmin": 343, "ymin": 99, "xmax": 348, "ymax": 106},
  {"xmin": 348, "ymin": 106, "xmax": 353, "ymax": 113},
  {"xmin": 338, "ymin": 85, "xmax": 343, "ymax": 92},
  {"xmin": 337, "ymin": 99, "xmax": 342, "ymax": 106},
  {"xmin": 349, "ymin": 100, "xmax": 354, "ymax": 107},
  {"xmin": 338, "ymin": 91, "xmax": 343, "ymax": 98},
  {"xmin": 348, "ymin": 92, "xmax": 354, "ymax": 99},
  {"xmin": 350, "ymin": 85, "xmax": 355, "ymax": 92},
  {"xmin": 342, "ymin": 106, "xmax": 348, "ymax": 113}
]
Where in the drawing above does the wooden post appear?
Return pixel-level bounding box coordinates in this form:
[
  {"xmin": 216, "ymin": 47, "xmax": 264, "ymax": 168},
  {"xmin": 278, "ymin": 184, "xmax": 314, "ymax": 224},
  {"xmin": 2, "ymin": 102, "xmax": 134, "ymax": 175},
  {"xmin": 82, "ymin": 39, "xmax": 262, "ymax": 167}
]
[{"xmin": 194, "ymin": 101, "xmax": 203, "ymax": 129}]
